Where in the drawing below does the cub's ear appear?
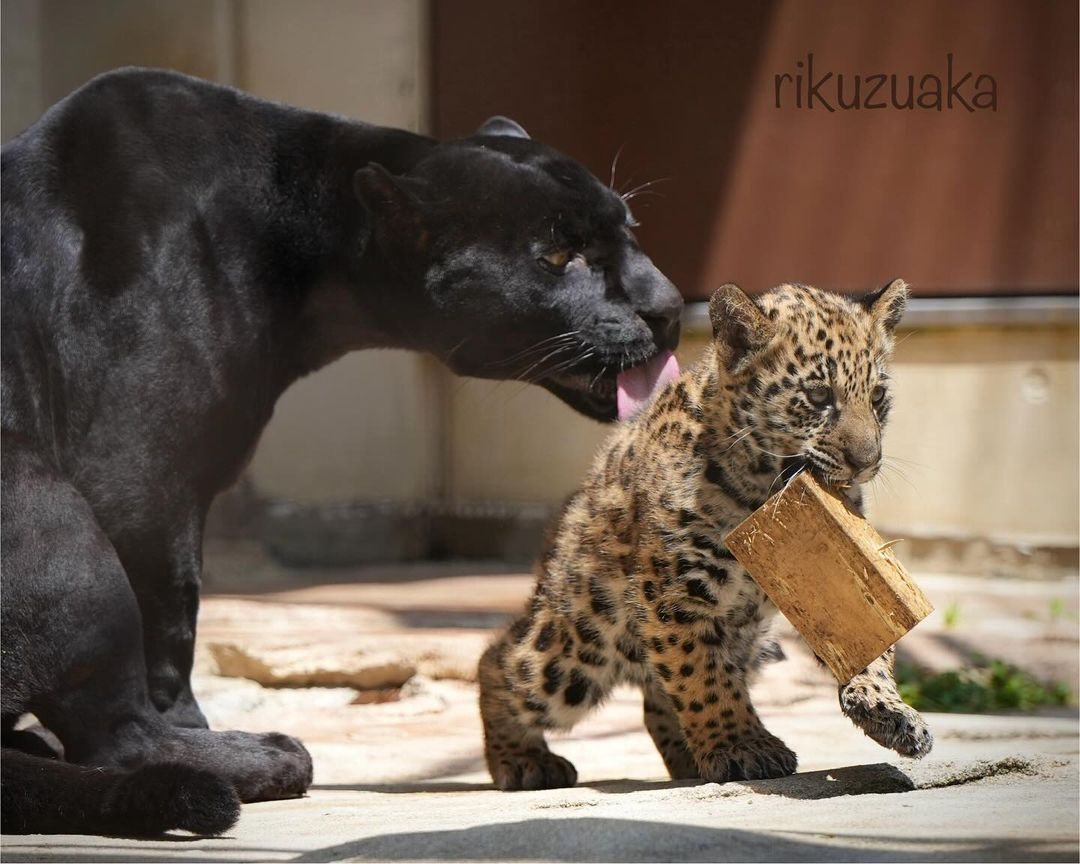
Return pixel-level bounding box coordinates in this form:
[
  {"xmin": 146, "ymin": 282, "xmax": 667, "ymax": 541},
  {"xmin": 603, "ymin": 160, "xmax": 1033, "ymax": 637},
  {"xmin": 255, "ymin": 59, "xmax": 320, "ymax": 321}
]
[
  {"xmin": 475, "ymin": 115, "xmax": 530, "ymax": 139},
  {"xmin": 861, "ymin": 277, "xmax": 908, "ymax": 333},
  {"xmin": 709, "ymin": 283, "xmax": 773, "ymax": 370},
  {"xmin": 352, "ymin": 163, "xmax": 428, "ymax": 257}
]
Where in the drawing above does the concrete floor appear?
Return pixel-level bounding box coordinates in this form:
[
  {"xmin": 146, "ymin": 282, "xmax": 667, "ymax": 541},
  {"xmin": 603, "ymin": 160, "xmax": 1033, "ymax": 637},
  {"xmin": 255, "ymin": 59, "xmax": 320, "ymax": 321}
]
[{"xmin": 3, "ymin": 544, "xmax": 1078, "ymax": 862}]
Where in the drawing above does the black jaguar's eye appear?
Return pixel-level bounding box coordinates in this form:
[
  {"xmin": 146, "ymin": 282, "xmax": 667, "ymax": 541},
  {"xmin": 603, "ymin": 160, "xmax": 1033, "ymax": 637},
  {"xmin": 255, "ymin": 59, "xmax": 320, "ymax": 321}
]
[
  {"xmin": 871, "ymin": 384, "xmax": 887, "ymax": 405},
  {"xmin": 539, "ymin": 248, "xmax": 572, "ymax": 271},
  {"xmin": 805, "ymin": 385, "xmax": 833, "ymax": 407}
]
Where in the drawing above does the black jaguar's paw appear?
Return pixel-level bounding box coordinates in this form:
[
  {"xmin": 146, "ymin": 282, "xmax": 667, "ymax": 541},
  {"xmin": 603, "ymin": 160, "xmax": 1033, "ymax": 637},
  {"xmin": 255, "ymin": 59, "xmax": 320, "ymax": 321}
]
[
  {"xmin": 230, "ymin": 731, "xmax": 313, "ymax": 801},
  {"xmin": 168, "ymin": 729, "xmax": 313, "ymax": 802},
  {"xmin": 110, "ymin": 763, "xmax": 241, "ymax": 836}
]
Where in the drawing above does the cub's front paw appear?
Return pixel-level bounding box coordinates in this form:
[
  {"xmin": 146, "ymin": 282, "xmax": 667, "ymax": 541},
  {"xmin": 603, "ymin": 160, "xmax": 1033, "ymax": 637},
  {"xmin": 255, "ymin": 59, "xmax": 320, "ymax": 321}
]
[
  {"xmin": 700, "ymin": 729, "xmax": 798, "ymax": 782},
  {"xmin": 490, "ymin": 748, "xmax": 578, "ymax": 791},
  {"xmin": 840, "ymin": 689, "xmax": 933, "ymax": 758}
]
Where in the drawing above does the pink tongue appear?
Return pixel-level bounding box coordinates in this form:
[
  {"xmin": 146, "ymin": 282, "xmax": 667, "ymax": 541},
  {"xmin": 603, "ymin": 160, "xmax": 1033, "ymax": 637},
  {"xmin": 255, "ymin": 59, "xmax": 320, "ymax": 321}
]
[{"xmin": 616, "ymin": 350, "xmax": 681, "ymax": 421}]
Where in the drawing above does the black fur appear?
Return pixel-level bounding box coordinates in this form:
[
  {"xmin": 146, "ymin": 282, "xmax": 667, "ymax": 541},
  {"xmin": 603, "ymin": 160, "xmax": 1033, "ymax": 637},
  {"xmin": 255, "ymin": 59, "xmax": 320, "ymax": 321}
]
[
  {"xmin": 1, "ymin": 68, "xmax": 681, "ymax": 835},
  {"xmin": 1, "ymin": 750, "xmax": 240, "ymax": 836}
]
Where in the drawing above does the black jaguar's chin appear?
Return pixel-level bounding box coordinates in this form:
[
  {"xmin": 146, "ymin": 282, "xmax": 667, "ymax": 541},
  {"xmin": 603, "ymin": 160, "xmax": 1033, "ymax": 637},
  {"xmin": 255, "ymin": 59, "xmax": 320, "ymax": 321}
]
[
  {"xmin": 541, "ymin": 371, "xmax": 619, "ymax": 422},
  {"xmin": 540, "ymin": 343, "xmax": 680, "ymax": 422}
]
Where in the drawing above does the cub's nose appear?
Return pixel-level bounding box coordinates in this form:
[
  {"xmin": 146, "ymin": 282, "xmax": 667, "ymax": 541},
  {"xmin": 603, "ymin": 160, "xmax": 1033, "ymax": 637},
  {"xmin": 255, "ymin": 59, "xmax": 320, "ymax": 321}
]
[{"xmin": 843, "ymin": 444, "xmax": 881, "ymax": 472}]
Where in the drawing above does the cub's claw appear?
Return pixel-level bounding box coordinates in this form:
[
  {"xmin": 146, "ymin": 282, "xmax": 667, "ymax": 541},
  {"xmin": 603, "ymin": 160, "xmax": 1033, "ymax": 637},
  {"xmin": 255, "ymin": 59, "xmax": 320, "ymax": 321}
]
[
  {"xmin": 840, "ymin": 688, "xmax": 933, "ymax": 758},
  {"xmin": 491, "ymin": 749, "xmax": 578, "ymax": 791},
  {"xmin": 700, "ymin": 729, "xmax": 798, "ymax": 782}
]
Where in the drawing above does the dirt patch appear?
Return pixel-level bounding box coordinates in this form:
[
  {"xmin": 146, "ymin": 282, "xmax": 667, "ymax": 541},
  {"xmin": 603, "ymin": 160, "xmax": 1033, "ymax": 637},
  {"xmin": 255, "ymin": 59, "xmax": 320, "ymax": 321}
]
[{"xmin": 911, "ymin": 755, "xmax": 1056, "ymax": 789}]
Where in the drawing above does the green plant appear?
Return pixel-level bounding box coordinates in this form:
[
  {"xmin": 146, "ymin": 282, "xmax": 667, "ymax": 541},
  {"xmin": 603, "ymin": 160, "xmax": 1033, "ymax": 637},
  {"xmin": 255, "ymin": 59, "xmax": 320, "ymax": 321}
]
[
  {"xmin": 1046, "ymin": 597, "xmax": 1078, "ymax": 623},
  {"xmin": 896, "ymin": 656, "xmax": 1074, "ymax": 713},
  {"xmin": 941, "ymin": 601, "xmax": 961, "ymax": 630}
]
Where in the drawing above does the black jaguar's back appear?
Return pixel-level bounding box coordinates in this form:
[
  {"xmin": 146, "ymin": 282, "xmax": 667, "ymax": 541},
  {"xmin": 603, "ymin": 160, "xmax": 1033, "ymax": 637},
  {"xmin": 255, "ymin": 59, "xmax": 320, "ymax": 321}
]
[{"xmin": 1, "ymin": 70, "xmax": 432, "ymax": 510}]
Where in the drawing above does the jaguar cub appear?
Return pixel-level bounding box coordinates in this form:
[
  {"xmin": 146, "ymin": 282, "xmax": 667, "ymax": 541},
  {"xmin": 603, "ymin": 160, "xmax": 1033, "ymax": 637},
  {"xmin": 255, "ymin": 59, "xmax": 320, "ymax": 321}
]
[{"xmin": 479, "ymin": 279, "xmax": 933, "ymax": 790}]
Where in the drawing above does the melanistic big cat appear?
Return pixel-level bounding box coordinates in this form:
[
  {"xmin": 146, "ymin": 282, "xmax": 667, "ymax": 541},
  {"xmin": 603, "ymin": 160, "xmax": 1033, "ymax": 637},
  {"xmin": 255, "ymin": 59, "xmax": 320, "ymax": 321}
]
[{"xmin": 1, "ymin": 68, "xmax": 682, "ymax": 834}]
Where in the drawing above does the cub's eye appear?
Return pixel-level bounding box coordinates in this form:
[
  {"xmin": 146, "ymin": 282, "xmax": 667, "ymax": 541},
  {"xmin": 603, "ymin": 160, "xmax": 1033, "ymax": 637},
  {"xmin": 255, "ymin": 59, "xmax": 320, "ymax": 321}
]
[
  {"xmin": 871, "ymin": 384, "xmax": 887, "ymax": 405},
  {"xmin": 805, "ymin": 385, "xmax": 833, "ymax": 407},
  {"xmin": 540, "ymin": 249, "xmax": 572, "ymax": 271}
]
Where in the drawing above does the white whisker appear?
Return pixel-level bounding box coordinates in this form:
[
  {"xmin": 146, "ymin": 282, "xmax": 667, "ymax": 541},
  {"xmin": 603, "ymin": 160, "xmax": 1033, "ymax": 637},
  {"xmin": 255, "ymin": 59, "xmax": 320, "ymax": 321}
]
[
  {"xmin": 608, "ymin": 145, "xmax": 625, "ymax": 191},
  {"xmin": 619, "ymin": 177, "xmax": 671, "ymax": 201}
]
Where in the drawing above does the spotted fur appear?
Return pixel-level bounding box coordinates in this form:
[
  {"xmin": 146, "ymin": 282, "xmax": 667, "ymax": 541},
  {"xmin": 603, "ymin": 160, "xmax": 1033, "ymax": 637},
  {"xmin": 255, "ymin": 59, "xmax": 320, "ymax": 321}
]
[{"xmin": 479, "ymin": 279, "xmax": 932, "ymax": 790}]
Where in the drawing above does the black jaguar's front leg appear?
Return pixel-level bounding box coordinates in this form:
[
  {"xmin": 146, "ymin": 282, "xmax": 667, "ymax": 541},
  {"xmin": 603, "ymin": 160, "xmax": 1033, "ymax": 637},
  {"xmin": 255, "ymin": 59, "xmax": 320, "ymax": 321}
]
[{"xmin": 119, "ymin": 513, "xmax": 208, "ymax": 729}]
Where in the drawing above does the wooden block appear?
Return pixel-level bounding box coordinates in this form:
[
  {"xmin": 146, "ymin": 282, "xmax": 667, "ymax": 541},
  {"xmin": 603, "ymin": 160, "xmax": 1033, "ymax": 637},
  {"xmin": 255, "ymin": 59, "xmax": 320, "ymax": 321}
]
[{"xmin": 724, "ymin": 473, "xmax": 933, "ymax": 684}]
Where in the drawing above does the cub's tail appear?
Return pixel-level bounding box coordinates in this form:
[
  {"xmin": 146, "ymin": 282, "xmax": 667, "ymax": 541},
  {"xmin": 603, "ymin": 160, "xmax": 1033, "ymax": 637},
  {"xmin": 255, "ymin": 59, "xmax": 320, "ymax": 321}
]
[{"xmin": 1, "ymin": 749, "xmax": 240, "ymax": 836}]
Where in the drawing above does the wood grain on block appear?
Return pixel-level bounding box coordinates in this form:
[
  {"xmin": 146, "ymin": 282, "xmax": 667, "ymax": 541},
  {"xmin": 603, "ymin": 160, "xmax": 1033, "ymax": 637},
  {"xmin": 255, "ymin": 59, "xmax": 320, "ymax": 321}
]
[{"xmin": 724, "ymin": 473, "xmax": 933, "ymax": 683}]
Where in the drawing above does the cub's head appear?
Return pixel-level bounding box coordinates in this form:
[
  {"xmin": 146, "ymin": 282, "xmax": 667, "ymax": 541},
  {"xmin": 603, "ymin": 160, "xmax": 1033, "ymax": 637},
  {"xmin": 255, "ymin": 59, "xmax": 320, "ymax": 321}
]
[
  {"xmin": 353, "ymin": 116, "xmax": 682, "ymax": 422},
  {"xmin": 709, "ymin": 279, "xmax": 908, "ymax": 485}
]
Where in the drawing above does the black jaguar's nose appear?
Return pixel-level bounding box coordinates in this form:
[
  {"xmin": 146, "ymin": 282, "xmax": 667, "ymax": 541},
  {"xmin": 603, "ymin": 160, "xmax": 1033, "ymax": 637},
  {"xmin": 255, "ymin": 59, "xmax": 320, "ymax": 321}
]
[
  {"xmin": 643, "ymin": 307, "xmax": 682, "ymax": 351},
  {"xmin": 637, "ymin": 274, "xmax": 683, "ymax": 350}
]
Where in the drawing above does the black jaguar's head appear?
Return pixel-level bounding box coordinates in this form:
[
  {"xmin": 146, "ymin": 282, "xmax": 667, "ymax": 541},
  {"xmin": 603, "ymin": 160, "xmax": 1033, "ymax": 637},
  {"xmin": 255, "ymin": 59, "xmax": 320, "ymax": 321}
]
[{"xmin": 352, "ymin": 116, "xmax": 683, "ymax": 422}]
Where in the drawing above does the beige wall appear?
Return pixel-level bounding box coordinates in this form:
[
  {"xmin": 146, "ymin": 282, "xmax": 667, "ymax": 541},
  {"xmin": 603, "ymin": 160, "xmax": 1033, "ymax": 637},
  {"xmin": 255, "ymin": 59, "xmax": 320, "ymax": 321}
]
[
  {"xmin": 1, "ymin": 0, "xmax": 42, "ymax": 140},
  {"xmin": 448, "ymin": 323, "xmax": 1080, "ymax": 547},
  {"xmin": 235, "ymin": 0, "xmax": 426, "ymax": 125},
  {"xmin": 880, "ymin": 325, "xmax": 1078, "ymax": 545},
  {"xmin": 231, "ymin": 0, "xmax": 441, "ymax": 502},
  {"xmin": 2, "ymin": 0, "xmax": 441, "ymax": 503},
  {"xmin": 448, "ymin": 380, "xmax": 608, "ymax": 504},
  {"xmin": 4, "ymin": 1, "xmax": 1077, "ymax": 546}
]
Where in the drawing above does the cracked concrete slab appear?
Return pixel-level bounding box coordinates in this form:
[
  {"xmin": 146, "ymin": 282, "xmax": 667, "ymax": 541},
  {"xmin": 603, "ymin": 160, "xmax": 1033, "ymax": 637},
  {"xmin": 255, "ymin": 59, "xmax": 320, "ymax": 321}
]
[{"xmin": 3, "ymin": 555, "xmax": 1077, "ymax": 862}]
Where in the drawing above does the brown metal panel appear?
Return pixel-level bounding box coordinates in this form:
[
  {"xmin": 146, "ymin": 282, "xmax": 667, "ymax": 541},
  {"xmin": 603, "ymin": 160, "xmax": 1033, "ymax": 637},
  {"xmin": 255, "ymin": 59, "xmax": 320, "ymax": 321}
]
[
  {"xmin": 430, "ymin": 0, "xmax": 776, "ymax": 298},
  {"xmin": 431, "ymin": 1, "xmax": 1078, "ymax": 298}
]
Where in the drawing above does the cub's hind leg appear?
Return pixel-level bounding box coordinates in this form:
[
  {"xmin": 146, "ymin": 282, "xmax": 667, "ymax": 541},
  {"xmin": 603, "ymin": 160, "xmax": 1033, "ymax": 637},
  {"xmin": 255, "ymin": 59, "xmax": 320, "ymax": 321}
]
[
  {"xmin": 479, "ymin": 640, "xmax": 576, "ymax": 791},
  {"xmin": 479, "ymin": 614, "xmax": 609, "ymax": 791},
  {"xmin": 642, "ymin": 677, "xmax": 698, "ymax": 779}
]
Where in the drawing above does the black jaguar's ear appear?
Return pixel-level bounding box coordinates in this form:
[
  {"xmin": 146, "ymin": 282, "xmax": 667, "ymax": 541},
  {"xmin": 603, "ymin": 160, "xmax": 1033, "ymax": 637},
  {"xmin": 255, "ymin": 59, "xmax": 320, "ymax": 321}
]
[
  {"xmin": 860, "ymin": 277, "xmax": 908, "ymax": 333},
  {"xmin": 476, "ymin": 115, "xmax": 530, "ymax": 139},
  {"xmin": 352, "ymin": 163, "xmax": 428, "ymax": 257},
  {"xmin": 709, "ymin": 283, "xmax": 773, "ymax": 370}
]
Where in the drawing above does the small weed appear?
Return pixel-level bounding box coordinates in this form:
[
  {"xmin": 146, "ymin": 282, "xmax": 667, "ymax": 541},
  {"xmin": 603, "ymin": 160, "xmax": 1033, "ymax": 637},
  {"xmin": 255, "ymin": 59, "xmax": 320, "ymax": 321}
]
[
  {"xmin": 1046, "ymin": 597, "xmax": 1078, "ymax": 623},
  {"xmin": 897, "ymin": 656, "xmax": 1075, "ymax": 713},
  {"xmin": 941, "ymin": 601, "xmax": 961, "ymax": 630}
]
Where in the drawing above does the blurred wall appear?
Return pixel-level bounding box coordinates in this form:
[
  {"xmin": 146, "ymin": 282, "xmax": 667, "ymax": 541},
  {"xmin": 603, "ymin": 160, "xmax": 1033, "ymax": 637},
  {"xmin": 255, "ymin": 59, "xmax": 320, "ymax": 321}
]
[
  {"xmin": 431, "ymin": 0, "xmax": 1078, "ymax": 298},
  {"xmin": 432, "ymin": 0, "xmax": 1079, "ymax": 549},
  {"xmin": 2, "ymin": 1, "xmax": 1077, "ymax": 554},
  {"xmin": 2, "ymin": 0, "xmax": 441, "ymax": 504},
  {"xmin": 231, "ymin": 0, "xmax": 441, "ymax": 503},
  {"xmin": 450, "ymin": 321, "xmax": 1080, "ymax": 548},
  {"xmin": 880, "ymin": 324, "xmax": 1078, "ymax": 545}
]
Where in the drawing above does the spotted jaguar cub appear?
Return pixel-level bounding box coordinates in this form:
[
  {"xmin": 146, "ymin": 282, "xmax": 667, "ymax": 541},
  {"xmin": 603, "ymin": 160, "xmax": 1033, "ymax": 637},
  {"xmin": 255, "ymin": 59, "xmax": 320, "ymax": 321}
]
[{"xmin": 479, "ymin": 279, "xmax": 933, "ymax": 790}]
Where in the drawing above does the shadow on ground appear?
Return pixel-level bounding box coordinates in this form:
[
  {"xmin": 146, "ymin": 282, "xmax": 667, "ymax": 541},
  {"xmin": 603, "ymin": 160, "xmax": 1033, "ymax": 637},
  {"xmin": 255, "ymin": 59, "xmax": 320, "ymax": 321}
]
[
  {"xmin": 312, "ymin": 763, "xmax": 916, "ymax": 800},
  {"xmin": 291, "ymin": 817, "xmax": 1072, "ymax": 863}
]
